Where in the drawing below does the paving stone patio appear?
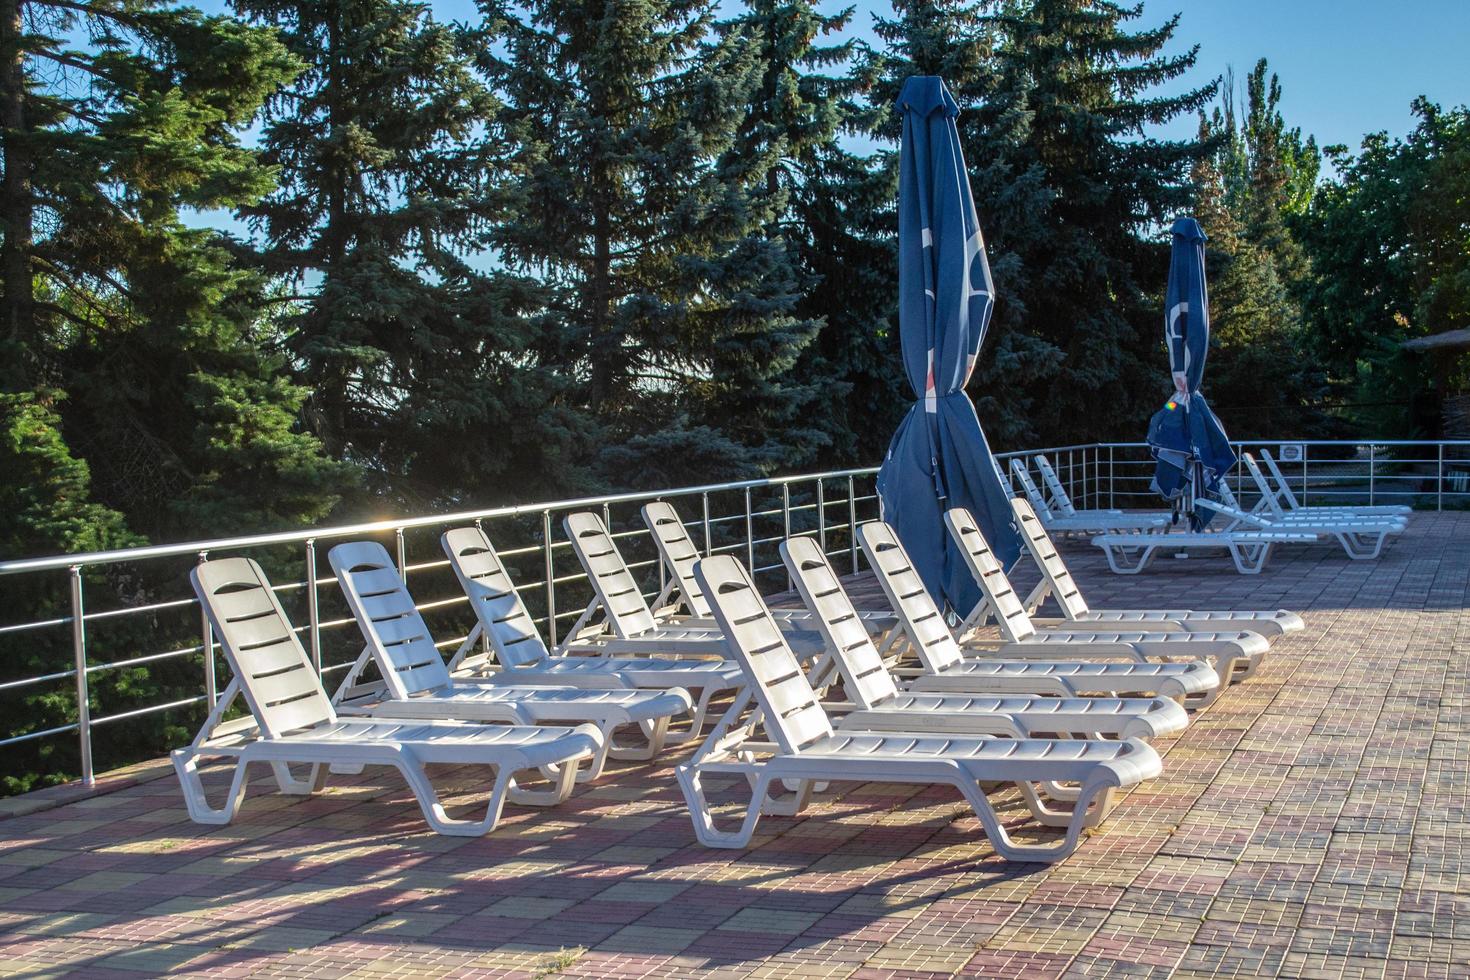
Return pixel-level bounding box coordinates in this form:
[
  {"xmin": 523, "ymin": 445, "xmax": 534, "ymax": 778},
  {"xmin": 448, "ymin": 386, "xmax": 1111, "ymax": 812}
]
[{"xmin": 1, "ymin": 512, "xmax": 1467, "ymax": 978}]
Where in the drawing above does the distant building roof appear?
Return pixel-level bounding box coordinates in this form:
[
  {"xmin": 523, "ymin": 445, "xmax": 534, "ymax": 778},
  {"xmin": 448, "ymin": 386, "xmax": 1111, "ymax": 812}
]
[{"xmin": 1402, "ymin": 328, "xmax": 1470, "ymax": 352}]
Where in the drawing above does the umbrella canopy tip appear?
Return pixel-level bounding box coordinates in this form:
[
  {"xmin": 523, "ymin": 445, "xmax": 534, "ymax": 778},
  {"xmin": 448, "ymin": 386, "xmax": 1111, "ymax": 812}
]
[{"xmin": 896, "ymin": 76, "xmax": 959, "ymax": 118}]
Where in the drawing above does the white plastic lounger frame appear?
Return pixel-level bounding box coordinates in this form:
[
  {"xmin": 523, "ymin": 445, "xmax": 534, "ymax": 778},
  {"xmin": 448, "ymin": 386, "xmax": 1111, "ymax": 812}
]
[
  {"xmin": 1260, "ymin": 449, "xmax": 1411, "ymax": 518},
  {"xmin": 941, "ymin": 509, "xmax": 1265, "ymax": 691},
  {"xmin": 856, "ymin": 522, "xmax": 1219, "ymax": 703},
  {"xmin": 1010, "ymin": 458, "xmax": 1170, "ymax": 535},
  {"xmin": 642, "ymin": 500, "xmax": 896, "ymax": 639},
  {"xmin": 1200, "ymin": 493, "xmax": 1402, "ymax": 561},
  {"xmin": 561, "ymin": 511, "xmax": 825, "ymax": 660},
  {"xmin": 441, "ymin": 526, "xmax": 745, "ymax": 745},
  {"xmin": 1240, "ymin": 454, "xmax": 1409, "ymax": 537},
  {"xmin": 1010, "ymin": 498, "xmax": 1303, "ymax": 646},
  {"xmin": 780, "ymin": 536, "xmax": 1188, "ymax": 741},
  {"xmin": 175, "ymin": 557, "xmax": 602, "ymax": 835},
  {"xmin": 1091, "ymin": 527, "xmax": 1317, "ymax": 575},
  {"xmin": 679, "ymin": 554, "xmax": 1163, "ymax": 862},
  {"xmin": 327, "ymin": 541, "xmax": 691, "ymax": 780}
]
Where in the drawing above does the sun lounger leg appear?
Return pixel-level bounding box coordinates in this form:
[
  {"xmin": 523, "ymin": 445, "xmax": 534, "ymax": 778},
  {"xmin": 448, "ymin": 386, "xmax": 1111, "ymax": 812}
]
[
  {"xmin": 677, "ymin": 762, "xmax": 770, "ymax": 848},
  {"xmin": 172, "ymin": 749, "xmax": 251, "ymax": 826},
  {"xmin": 398, "ymin": 756, "xmax": 520, "ymax": 836},
  {"xmin": 507, "ymin": 755, "xmax": 582, "ymax": 807},
  {"xmin": 270, "ymin": 761, "xmax": 328, "ymax": 795},
  {"xmin": 957, "ymin": 771, "xmax": 1119, "ymax": 863},
  {"xmin": 609, "ymin": 714, "xmax": 673, "ymax": 762}
]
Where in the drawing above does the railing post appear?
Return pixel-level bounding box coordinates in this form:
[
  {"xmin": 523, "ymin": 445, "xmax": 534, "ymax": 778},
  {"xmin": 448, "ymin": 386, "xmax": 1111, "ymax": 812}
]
[
  {"xmin": 781, "ymin": 484, "xmax": 792, "ymax": 587},
  {"xmin": 817, "ymin": 480, "xmax": 827, "ymax": 555},
  {"xmin": 1369, "ymin": 444, "xmax": 1376, "ymax": 505},
  {"xmin": 1108, "ymin": 446, "xmax": 1115, "ymax": 509},
  {"xmin": 305, "ymin": 540, "xmax": 321, "ymax": 674},
  {"xmin": 394, "ymin": 528, "xmax": 407, "ymax": 583},
  {"xmin": 542, "ymin": 510, "xmax": 557, "ymax": 649},
  {"xmin": 1302, "ymin": 445, "xmax": 1309, "ymax": 507},
  {"xmin": 69, "ymin": 565, "xmax": 94, "ymax": 788},
  {"xmin": 198, "ymin": 551, "xmax": 216, "ymax": 707},
  {"xmin": 745, "ymin": 487, "xmax": 755, "ymax": 571},
  {"xmin": 701, "ymin": 491, "xmax": 712, "ymax": 556},
  {"xmin": 848, "ymin": 475, "xmax": 859, "ymax": 574},
  {"xmin": 1438, "ymin": 442, "xmax": 1444, "ymax": 512}
]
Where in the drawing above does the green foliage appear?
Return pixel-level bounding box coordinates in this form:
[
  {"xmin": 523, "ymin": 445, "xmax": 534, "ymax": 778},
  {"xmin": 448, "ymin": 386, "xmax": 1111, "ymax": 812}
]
[
  {"xmin": 479, "ymin": 0, "xmax": 822, "ymax": 487},
  {"xmin": 236, "ymin": 0, "xmax": 584, "ymax": 506},
  {"xmin": 1190, "ymin": 66, "xmax": 1331, "ymax": 438},
  {"xmin": 1298, "ymin": 99, "xmax": 1470, "ymax": 435}
]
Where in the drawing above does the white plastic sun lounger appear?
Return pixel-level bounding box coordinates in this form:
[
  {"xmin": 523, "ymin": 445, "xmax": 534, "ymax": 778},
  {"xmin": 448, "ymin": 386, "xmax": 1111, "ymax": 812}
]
[
  {"xmin": 327, "ymin": 541, "xmax": 692, "ymax": 780},
  {"xmin": 1239, "ymin": 454, "xmax": 1410, "ymax": 535},
  {"xmin": 938, "ymin": 509, "xmax": 1268, "ymax": 684},
  {"xmin": 561, "ymin": 511, "xmax": 826, "ymax": 660},
  {"xmin": 780, "ymin": 535, "xmax": 1188, "ymax": 741},
  {"xmin": 1011, "ymin": 498, "xmax": 1303, "ymax": 646},
  {"xmin": 677, "ymin": 554, "xmax": 1163, "ymax": 862},
  {"xmin": 441, "ymin": 526, "xmax": 746, "ymax": 744},
  {"xmin": 175, "ymin": 557, "xmax": 602, "ymax": 835},
  {"xmin": 1010, "ymin": 457, "xmax": 1170, "ymax": 535},
  {"xmin": 1259, "ymin": 449, "xmax": 1411, "ymax": 518},
  {"xmin": 1201, "ymin": 493, "xmax": 1403, "ymax": 561},
  {"xmin": 642, "ymin": 500, "xmax": 897, "ymax": 638},
  {"xmin": 1090, "ymin": 525, "xmax": 1318, "ymax": 574},
  {"xmin": 856, "ymin": 523, "xmax": 1219, "ymax": 703},
  {"xmin": 1033, "ymin": 454, "xmax": 1178, "ymax": 528}
]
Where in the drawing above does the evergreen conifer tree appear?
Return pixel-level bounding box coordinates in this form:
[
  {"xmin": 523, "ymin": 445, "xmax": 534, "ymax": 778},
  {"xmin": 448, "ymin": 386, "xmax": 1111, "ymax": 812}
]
[
  {"xmin": 237, "ymin": 0, "xmax": 585, "ymax": 505},
  {"xmin": 480, "ymin": 0, "xmax": 821, "ymax": 487},
  {"xmin": 0, "ymin": 0, "xmax": 348, "ymax": 540},
  {"xmin": 968, "ymin": 0, "xmax": 1216, "ymax": 442}
]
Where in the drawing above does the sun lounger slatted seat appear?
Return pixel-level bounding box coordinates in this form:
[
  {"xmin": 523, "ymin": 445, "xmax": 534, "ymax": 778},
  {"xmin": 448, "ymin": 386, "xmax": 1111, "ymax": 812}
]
[
  {"xmin": 1011, "ymin": 498, "xmax": 1303, "ymax": 647},
  {"xmin": 328, "ymin": 541, "xmax": 692, "ymax": 778},
  {"xmin": 856, "ymin": 523, "xmax": 1220, "ymax": 703},
  {"xmin": 780, "ymin": 535, "xmax": 1188, "ymax": 741},
  {"xmin": 677, "ymin": 554, "xmax": 1164, "ymax": 862},
  {"xmin": 441, "ymin": 526, "xmax": 746, "ymax": 744},
  {"xmin": 175, "ymin": 557, "xmax": 602, "ymax": 835}
]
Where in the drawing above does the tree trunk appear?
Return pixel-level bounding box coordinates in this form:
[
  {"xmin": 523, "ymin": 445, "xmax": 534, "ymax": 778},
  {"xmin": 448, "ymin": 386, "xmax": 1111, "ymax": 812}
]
[{"xmin": 0, "ymin": 0, "xmax": 33, "ymax": 385}]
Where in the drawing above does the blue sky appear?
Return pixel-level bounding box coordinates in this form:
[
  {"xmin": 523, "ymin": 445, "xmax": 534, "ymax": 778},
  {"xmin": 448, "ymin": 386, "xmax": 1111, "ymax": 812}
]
[{"xmin": 420, "ymin": 0, "xmax": 1468, "ymax": 154}]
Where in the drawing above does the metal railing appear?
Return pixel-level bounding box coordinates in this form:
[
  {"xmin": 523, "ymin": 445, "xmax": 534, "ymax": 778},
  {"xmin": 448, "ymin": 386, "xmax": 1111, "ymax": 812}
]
[
  {"xmin": 1024, "ymin": 440, "xmax": 1470, "ymax": 514},
  {"xmin": 0, "ymin": 466, "xmax": 890, "ymax": 789},
  {"xmin": 3, "ymin": 438, "xmax": 1467, "ymax": 792}
]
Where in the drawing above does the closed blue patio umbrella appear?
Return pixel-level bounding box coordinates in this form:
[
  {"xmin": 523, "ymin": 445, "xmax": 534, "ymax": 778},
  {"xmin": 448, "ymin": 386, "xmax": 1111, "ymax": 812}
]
[
  {"xmin": 1149, "ymin": 217, "xmax": 1237, "ymax": 527},
  {"xmin": 876, "ymin": 76, "xmax": 1021, "ymax": 615}
]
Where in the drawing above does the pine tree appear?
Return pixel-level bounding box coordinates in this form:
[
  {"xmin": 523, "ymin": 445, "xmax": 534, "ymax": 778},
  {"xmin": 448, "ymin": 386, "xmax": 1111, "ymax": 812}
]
[
  {"xmin": 968, "ymin": 0, "xmax": 1217, "ymax": 443},
  {"xmin": 0, "ymin": 0, "xmax": 346, "ymax": 541},
  {"xmin": 237, "ymin": 0, "xmax": 585, "ymax": 506},
  {"xmin": 1192, "ymin": 61, "xmax": 1329, "ymax": 437},
  {"xmin": 721, "ymin": 0, "xmax": 906, "ymax": 468},
  {"xmin": 480, "ymin": 0, "xmax": 821, "ymax": 488}
]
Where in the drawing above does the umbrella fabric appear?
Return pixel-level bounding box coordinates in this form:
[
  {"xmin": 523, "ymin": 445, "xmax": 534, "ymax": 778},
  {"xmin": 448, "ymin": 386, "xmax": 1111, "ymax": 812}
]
[
  {"xmin": 1149, "ymin": 218, "xmax": 1237, "ymax": 525},
  {"xmin": 876, "ymin": 76, "xmax": 1020, "ymax": 615}
]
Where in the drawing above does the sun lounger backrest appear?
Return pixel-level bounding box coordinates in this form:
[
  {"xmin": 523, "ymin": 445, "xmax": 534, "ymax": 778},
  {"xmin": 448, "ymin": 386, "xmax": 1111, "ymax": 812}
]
[
  {"xmin": 564, "ymin": 512, "xmax": 660, "ymax": 637},
  {"xmin": 780, "ymin": 536, "xmax": 898, "ymax": 709},
  {"xmin": 329, "ymin": 542, "xmax": 454, "ymax": 698},
  {"xmin": 641, "ymin": 501, "xmax": 713, "ymax": 618},
  {"xmin": 693, "ymin": 556, "xmax": 833, "ymax": 754},
  {"xmin": 944, "ymin": 508, "xmax": 1038, "ymax": 642},
  {"xmin": 1240, "ymin": 455, "xmax": 1287, "ymax": 517},
  {"xmin": 1009, "ymin": 499, "xmax": 1090, "ymax": 618},
  {"xmin": 1259, "ymin": 450, "xmax": 1301, "ymax": 509},
  {"xmin": 856, "ymin": 522, "xmax": 965, "ymax": 673},
  {"xmin": 1009, "ymin": 458, "xmax": 1052, "ymax": 516},
  {"xmin": 441, "ymin": 527, "xmax": 551, "ymax": 669},
  {"xmin": 1033, "ymin": 455, "xmax": 1077, "ymax": 516},
  {"xmin": 192, "ymin": 557, "xmax": 337, "ymax": 737}
]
